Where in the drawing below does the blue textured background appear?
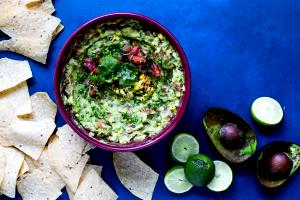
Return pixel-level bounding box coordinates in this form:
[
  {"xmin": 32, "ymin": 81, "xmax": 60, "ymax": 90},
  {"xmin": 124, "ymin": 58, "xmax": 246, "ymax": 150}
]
[{"xmin": 1, "ymin": 0, "xmax": 300, "ymax": 199}]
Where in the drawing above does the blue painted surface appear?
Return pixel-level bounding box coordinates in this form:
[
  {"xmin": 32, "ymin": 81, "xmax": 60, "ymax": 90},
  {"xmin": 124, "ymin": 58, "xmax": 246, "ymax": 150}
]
[{"xmin": 1, "ymin": 0, "xmax": 300, "ymax": 199}]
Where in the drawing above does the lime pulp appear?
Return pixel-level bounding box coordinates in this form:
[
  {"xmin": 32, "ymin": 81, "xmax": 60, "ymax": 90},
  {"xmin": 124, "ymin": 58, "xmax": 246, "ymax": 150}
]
[
  {"xmin": 207, "ymin": 160, "xmax": 233, "ymax": 192},
  {"xmin": 171, "ymin": 133, "xmax": 200, "ymax": 163},
  {"xmin": 164, "ymin": 166, "xmax": 193, "ymax": 194},
  {"xmin": 251, "ymin": 97, "xmax": 283, "ymax": 126}
]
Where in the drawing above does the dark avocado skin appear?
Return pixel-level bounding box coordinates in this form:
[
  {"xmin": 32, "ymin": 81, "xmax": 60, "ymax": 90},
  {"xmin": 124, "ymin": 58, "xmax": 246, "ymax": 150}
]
[
  {"xmin": 257, "ymin": 141, "xmax": 300, "ymax": 188},
  {"xmin": 203, "ymin": 108, "xmax": 257, "ymax": 163}
]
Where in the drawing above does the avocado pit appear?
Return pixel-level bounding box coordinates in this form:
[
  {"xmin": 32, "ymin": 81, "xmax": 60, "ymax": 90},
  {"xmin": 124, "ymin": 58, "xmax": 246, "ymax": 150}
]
[
  {"xmin": 257, "ymin": 142, "xmax": 300, "ymax": 188},
  {"xmin": 264, "ymin": 152, "xmax": 292, "ymax": 180},
  {"xmin": 219, "ymin": 123, "xmax": 244, "ymax": 149}
]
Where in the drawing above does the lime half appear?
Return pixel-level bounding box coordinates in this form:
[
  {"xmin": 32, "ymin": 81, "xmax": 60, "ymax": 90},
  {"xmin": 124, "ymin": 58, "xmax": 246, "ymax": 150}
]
[
  {"xmin": 207, "ymin": 160, "xmax": 233, "ymax": 192},
  {"xmin": 251, "ymin": 97, "xmax": 283, "ymax": 126},
  {"xmin": 164, "ymin": 166, "xmax": 193, "ymax": 194},
  {"xmin": 171, "ymin": 133, "xmax": 200, "ymax": 163}
]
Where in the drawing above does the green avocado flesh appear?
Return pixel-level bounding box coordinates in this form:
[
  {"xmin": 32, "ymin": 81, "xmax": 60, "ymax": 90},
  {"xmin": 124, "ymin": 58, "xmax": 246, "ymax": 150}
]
[
  {"xmin": 203, "ymin": 108, "xmax": 257, "ymax": 163},
  {"xmin": 257, "ymin": 142, "xmax": 300, "ymax": 188},
  {"xmin": 61, "ymin": 19, "xmax": 185, "ymax": 144}
]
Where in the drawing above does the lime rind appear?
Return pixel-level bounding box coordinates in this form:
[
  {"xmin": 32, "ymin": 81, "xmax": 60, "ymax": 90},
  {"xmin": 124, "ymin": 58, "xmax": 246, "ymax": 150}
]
[
  {"xmin": 164, "ymin": 166, "xmax": 193, "ymax": 194},
  {"xmin": 184, "ymin": 154, "xmax": 215, "ymax": 187},
  {"xmin": 207, "ymin": 160, "xmax": 233, "ymax": 192},
  {"xmin": 251, "ymin": 97, "xmax": 283, "ymax": 126},
  {"xmin": 171, "ymin": 133, "xmax": 200, "ymax": 163}
]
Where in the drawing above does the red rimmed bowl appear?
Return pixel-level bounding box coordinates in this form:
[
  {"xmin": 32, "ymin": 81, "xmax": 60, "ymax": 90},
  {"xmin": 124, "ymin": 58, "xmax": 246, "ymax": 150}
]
[{"xmin": 54, "ymin": 12, "xmax": 190, "ymax": 151}]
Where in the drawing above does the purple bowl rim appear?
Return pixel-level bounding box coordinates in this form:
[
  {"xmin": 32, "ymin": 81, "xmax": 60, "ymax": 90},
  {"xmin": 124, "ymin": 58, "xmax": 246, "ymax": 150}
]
[{"xmin": 54, "ymin": 12, "xmax": 191, "ymax": 152}]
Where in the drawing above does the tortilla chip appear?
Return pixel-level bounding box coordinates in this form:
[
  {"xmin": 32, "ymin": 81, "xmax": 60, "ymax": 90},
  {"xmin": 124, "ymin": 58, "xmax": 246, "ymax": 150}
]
[
  {"xmin": 0, "ymin": 81, "xmax": 32, "ymax": 116},
  {"xmin": 24, "ymin": 92, "xmax": 57, "ymax": 121},
  {"xmin": 17, "ymin": 169, "xmax": 62, "ymax": 200},
  {"xmin": 52, "ymin": 24, "xmax": 64, "ymax": 39},
  {"xmin": 0, "ymin": 118, "xmax": 56, "ymax": 160},
  {"xmin": 48, "ymin": 124, "xmax": 90, "ymax": 168},
  {"xmin": 51, "ymin": 149, "xmax": 89, "ymax": 193},
  {"xmin": 48, "ymin": 134, "xmax": 90, "ymax": 193},
  {"xmin": 20, "ymin": 0, "xmax": 55, "ymax": 14},
  {"xmin": 84, "ymin": 164, "xmax": 103, "ymax": 176},
  {"xmin": 74, "ymin": 168, "xmax": 118, "ymax": 200},
  {"xmin": 0, "ymin": 151, "xmax": 6, "ymax": 186},
  {"xmin": 0, "ymin": 146, "xmax": 25, "ymax": 198},
  {"xmin": 20, "ymin": 0, "xmax": 41, "ymax": 6},
  {"xmin": 0, "ymin": 6, "xmax": 61, "ymax": 64},
  {"xmin": 0, "ymin": 100, "xmax": 16, "ymax": 128},
  {"xmin": 25, "ymin": 147, "xmax": 65, "ymax": 190},
  {"xmin": 0, "ymin": 0, "xmax": 18, "ymax": 14},
  {"xmin": 66, "ymin": 186, "xmax": 75, "ymax": 200},
  {"xmin": 0, "ymin": 58, "xmax": 32, "ymax": 92},
  {"xmin": 66, "ymin": 164, "xmax": 103, "ymax": 200},
  {"xmin": 83, "ymin": 142, "xmax": 96, "ymax": 153},
  {"xmin": 113, "ymin": 152, "xmax": 159, "ymax": 200},
  {"xmin": 18, "ymin": 160, "xmax": 29, "ymax": 177}
]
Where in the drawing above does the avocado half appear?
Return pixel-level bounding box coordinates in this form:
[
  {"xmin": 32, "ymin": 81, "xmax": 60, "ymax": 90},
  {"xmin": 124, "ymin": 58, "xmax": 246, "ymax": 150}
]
[
  {"xmin": 257, "ymin": 141, "xmax": 300, "ymax": 188},
  {"xmin": 203, "ymin": 108, "xmax": 257, "ymax": 163}
]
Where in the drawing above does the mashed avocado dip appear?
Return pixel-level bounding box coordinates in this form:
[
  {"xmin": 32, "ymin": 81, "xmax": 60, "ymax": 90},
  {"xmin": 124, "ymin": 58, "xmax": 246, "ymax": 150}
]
[{"xmin": 61, "ymin": 19, "xmax": 185, "ymax": 144}]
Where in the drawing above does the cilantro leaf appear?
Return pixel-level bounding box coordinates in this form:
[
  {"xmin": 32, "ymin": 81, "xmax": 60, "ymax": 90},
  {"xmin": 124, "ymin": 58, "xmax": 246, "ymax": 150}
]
[
  {"xmin": 117, "ymin": 63, "xmax": 138, "ymax": 87},
  {"xmin": 99, "ymin": 55, "xmax": 119, "ymax": 76}
]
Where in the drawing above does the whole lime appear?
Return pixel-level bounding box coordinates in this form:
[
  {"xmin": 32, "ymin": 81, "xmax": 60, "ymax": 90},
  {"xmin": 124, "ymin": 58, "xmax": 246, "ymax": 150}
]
[{"xmin": 184, "ymin": 154, "xmax": 215, "ymax": 187}]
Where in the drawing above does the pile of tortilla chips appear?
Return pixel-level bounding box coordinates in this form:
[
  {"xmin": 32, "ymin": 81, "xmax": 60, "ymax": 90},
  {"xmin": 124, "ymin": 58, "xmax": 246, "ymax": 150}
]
[
  {"xmin": 0, "ymin": 57, "xmax": 160, "ymax": 199},
  {"xmin": 0, "ymin": 0, "xmax": 63, "ymax": 64},
  {"xmin": 0, "ymin": 58, "xmax": 121, "ymax": 200}
]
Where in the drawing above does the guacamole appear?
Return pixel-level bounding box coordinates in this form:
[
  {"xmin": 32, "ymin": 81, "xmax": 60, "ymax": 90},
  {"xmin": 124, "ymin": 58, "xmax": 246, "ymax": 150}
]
[{"xmin": 61, "ymin": 19, "xmax": 185, "ymax": 144}]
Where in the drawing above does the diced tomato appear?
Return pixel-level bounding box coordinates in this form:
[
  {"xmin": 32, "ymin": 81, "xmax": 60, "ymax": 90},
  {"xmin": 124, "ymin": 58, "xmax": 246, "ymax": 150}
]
[
  {"xmin": 151, "ymin": 64, "xmax": 161, "ymax": 77},
  {"xmin": 96, "ymin": 121, "xmax": 104, "ymax": 128},
  {"xmin": 132, "ymin": 56, "xmax": 146, "ymax": 65},
  {"xmin": 131, "ymin": 45, "xmax": 139, "ymax": 55}
]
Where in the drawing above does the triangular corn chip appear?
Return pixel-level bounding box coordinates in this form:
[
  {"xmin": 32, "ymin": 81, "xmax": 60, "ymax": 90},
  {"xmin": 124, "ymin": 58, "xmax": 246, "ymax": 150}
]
[
  {"xmin": 24, "ymin": 92, "xmax": 57, "ymax": 121},
  {"xmin": 113, "ymin": 152, "xmax": 159, "ymax": 200},
  {"xmin": 25, "ymin": 147, "xmax": 65, "ymax": 190},
  {"xmin": 0, "ymin": 146, "xmax": 24, "ymax": 198},
  {"xmin": 74, "ymin": 168, "xmax": 118, "ymax": 200},
  {"xmin": 66, "ymin": 164, "xmax": 103, "ymax": 200},
  {"xmin": 48, "ymin": 131, "xmax": 91, "ymax": 192},
  {"xmin": 0, "ymin": 5, "xmax": 60, "ymax": 63},
  {"xmin": 0, "ymin": 58, "xmax": 32, "ymax": 92},
  {"xmin": 17, "ymin": 169, "xmax": 62, "ymax": 200},
  {"xmin": 20, "ymin": 0, "xmax": 55, "ymax": 14},
  {"xmin": 0, "ymin": 81, "xmax": 32, "ymax": 116}
]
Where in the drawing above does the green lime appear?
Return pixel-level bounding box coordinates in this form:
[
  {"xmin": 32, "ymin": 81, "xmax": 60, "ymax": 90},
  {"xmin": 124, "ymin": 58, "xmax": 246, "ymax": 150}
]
[
  {"xmin": 164, "ymin": 166, "xmax": 193, "ymax": 194},
  {"xmin": 184, "ymin": 154, "xmax": 215, "ymax": 187},
  {"xmin": 171, "ymin": 133, "xmax": 200, "ymax": 163},
  {"xmin": 251, "ymin": 97, "xmax": 283, "ymax": 126},
  {"xmin": 207, "ymin": 160, "xmax": 233, "ymax": 192}
]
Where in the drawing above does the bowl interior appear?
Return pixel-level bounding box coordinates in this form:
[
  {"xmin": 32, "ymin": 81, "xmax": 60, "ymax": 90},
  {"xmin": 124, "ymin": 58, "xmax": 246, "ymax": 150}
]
[{"xmin": 54, "ymin": 13, "xmax": 190, "ymax": 151}]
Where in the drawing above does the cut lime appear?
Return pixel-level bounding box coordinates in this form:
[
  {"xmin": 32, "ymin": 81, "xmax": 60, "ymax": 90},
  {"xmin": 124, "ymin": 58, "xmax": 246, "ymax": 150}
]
[
  {"xmin": 207, "ymin": 160, "xmax": 233, "ymax": 192},
  {"xmin": 171, "ymin": 133, "xmax": 200, "ymax": 163},
  {"xmin": 164, "ymin": 166, "xmax": 193, "ymax": 194},
  {"xmin": 184, "ymin": 154, "xmax": 215, "ymax": 187},
  {"xmin": 251, "ymin": 97, "xmax": 283, "ymax": 126}
]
